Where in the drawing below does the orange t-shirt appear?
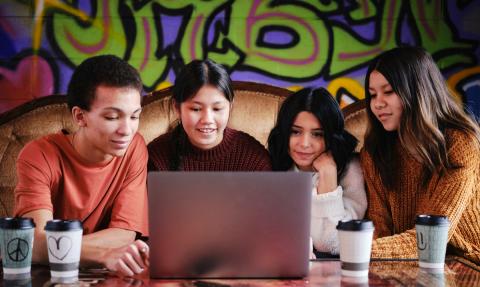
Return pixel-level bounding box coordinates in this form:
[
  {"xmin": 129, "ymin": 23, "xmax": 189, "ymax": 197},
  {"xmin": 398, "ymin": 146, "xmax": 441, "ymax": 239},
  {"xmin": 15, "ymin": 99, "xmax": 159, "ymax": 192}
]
[{"xmin": 14, "ymin": 131, "xmax": 149, "ymax": 236}]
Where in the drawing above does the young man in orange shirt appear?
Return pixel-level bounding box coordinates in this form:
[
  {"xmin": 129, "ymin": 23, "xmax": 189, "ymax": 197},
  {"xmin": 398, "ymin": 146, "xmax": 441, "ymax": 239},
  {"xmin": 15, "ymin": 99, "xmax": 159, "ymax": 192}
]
[{"xmin": 14, "ymin": 55, "xmax": 149, "ymax": 276}]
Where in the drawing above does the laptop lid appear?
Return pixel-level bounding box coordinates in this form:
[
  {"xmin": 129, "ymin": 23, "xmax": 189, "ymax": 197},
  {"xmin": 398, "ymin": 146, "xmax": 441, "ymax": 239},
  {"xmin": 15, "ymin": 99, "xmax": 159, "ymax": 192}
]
[{"xmin": 147, "ymin": 171, "xmax": 312, "ymax": 279}]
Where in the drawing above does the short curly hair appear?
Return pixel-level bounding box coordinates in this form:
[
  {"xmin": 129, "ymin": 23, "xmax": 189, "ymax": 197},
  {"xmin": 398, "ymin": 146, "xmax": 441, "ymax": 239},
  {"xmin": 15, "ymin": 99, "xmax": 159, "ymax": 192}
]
[{"xmin": 67, "ymin": 55, "xmax": 143, "ymax": 111}]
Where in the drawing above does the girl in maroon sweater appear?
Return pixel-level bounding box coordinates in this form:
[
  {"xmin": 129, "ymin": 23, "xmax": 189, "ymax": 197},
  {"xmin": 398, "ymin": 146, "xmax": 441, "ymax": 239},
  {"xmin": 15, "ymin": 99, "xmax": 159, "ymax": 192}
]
[{"xmin": 148, "ymin": 59, "xmax": 271, "ymax": 171}]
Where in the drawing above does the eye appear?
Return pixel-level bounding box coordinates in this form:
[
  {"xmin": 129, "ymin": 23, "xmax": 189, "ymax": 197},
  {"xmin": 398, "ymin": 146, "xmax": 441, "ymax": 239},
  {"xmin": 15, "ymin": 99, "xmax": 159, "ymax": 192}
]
[
  {"xmin": 213, "ymin": 107, "xmax": 224, "ymax": 112},
  {"xmin": 105, "ymin": 116, "xmax": 118, "ymax": 121},
  {"xmin": 131, "ymin": 115, "xmax": 140, "ymax": 120},
  {"xmin": 312, "ymin": 131, "xmax": 324, "ymax": 138},
  {"xmin": 290, "ymin": 129, "xmax": 301, "ymax": 136},
  {"xmin": 190, "ymin": 107, "xmax": 201, "ymax": 112},
  {"xmin": 384, "ymin": 90, "xmax": 394, "ymax": 95},
  {"xmin": 370, "ymin": 93, "xmax": 377, "ymax": 98}
]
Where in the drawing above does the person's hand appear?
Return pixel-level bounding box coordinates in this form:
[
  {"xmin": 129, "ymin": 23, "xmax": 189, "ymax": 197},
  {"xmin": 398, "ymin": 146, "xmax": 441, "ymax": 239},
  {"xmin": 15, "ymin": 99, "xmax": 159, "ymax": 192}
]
[
  {"xmin": 103, "ymin": 239, "xmax": 150, "ymax": 277},
  {"xmin": 312, "ymin": 151, "xmax": 337, "ymax": 194}
]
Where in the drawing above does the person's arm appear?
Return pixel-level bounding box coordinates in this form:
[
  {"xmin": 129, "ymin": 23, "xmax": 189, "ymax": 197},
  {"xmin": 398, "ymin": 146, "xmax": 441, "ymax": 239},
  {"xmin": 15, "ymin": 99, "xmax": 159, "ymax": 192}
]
[
  {"xmin": 81, "ymin": 228, "xmax": 149, "ymax": 276},
  {"xmin": 312, "ymin": 151, "xmax": 337, "ymax": 194},
  {"xmin": 370, "ymin": 132, "xmax": 480, "ymax": 259},
  {"xmin": 108, "ymin": 134, "xmax": 149, "ymax": 236},
  {"xmin": 24, "ymin": 209, "xmax": 148, "ymax": 276},
  {"xmin": 310, "ymin": 155, "xmax": 367, "ymax": 254},
  {"xmin": 24, "ymin": 209, "xmax": 51, "ymax": 264},
  {"xmin": 360, "ymin": 149, "xmax": 394, "ymax": 239}
]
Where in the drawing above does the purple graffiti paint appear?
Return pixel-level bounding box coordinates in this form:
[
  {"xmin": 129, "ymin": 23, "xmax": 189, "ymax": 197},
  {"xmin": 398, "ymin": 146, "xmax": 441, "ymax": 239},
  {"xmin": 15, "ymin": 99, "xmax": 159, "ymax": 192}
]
[{"xmin": 140, "ymin": 17, "xmax": 151, "ymax": 71}]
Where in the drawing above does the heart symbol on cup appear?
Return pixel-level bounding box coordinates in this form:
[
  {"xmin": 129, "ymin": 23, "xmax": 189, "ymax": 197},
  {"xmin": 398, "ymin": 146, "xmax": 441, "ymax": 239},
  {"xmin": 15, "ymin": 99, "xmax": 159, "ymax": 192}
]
[{"xmin": 48, "ymin": 236, "xmax": 73, "ymax": 261}]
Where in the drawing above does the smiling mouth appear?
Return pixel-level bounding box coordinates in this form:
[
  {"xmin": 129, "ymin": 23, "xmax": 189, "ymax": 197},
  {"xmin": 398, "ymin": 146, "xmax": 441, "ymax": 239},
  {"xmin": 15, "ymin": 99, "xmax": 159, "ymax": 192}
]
[
  {"xmin": 111, "ymin": 140, "xmax": 130, "ymax": 147},
  {"xmin": 198, "ymin": 128, "xmax": 216, "ymax": 134},
  {"xmin": 294, "ymin": 151, "xmax": 315, "ymax": 159},
  {"xmin": 377, "ymin": 114, "xmax": 391, "ymax": 120}
]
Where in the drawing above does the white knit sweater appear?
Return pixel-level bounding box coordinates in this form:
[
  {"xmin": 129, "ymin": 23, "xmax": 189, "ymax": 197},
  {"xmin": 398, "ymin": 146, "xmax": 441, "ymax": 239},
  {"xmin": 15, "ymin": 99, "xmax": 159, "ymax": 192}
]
[{"xmin": 294, "ymin": 156, "xmax": 367, "ymax": 255}]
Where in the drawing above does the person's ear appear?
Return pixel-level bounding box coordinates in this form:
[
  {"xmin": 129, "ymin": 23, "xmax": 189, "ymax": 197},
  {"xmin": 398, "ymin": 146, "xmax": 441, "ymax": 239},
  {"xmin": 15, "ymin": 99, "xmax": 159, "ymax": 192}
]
[{"xmin": 72, "ymin": 107, "xmax": 87, "ymax": 127}]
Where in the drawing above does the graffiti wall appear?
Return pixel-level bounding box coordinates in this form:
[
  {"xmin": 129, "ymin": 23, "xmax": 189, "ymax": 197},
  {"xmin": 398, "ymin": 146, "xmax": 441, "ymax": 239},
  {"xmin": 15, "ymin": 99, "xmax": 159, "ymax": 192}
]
[{"xmin": 0, "ymin": 0, "xmax": 479, "ymax": 116}]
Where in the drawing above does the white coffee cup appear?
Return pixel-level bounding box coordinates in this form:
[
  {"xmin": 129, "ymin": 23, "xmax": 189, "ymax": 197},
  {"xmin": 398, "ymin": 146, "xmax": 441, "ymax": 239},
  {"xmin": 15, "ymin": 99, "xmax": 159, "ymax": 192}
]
[
  {"xmin": 336, "ymin": 219, "xmax": 374, "ymax": 277},
  {"xmin": 44, "ymin": 220, "xmax": 83, "ymax": 283}
]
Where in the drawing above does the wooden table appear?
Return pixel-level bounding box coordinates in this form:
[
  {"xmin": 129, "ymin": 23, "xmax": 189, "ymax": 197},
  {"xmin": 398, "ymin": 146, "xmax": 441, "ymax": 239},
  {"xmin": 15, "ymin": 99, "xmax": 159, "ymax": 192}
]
[{"xmin": 2, "ymin": 257, "xmax": 479, "ymax": 286}]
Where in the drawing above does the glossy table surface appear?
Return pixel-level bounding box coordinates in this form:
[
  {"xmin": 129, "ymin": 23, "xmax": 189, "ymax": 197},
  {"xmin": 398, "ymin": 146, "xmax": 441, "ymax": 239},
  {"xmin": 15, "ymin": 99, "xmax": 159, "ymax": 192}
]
[{"xmin": 2, "ymin": 257, "xmax": 479, "ymax": 286}]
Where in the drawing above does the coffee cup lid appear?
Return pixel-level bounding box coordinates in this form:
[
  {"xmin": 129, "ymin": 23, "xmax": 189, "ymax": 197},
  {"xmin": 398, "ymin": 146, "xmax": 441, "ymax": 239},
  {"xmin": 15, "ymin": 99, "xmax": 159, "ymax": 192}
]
[
  {"xmin": 415, "ymin": 215, "xmax": 450, "ymax": 226},
  {"xmin": 336, "ymin": 219, "xmax": 374, "ymax": 231},
  {"xmin": 45, "ymin": 219, "xmax": 83, "ymax": 231},
  {"xmin": 0, "ymin": 217, "xmax": 35, "ymax": 229}
]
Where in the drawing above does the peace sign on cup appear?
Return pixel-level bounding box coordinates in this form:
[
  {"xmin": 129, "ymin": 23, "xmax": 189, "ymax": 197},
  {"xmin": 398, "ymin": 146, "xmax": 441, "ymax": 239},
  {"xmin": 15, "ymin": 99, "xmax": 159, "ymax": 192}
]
[{"xmin": 0, "ymin": 217, "xmax": 35, "ymax": 280}]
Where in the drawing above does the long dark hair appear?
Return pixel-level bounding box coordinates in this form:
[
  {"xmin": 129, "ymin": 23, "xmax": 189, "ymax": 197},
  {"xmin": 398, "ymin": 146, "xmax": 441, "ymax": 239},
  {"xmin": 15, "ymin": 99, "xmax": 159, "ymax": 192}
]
[
  {"xmin": 169, "ymin": 59, "xmax": 234, "ymax": 170},
  {"xmin": 268, "ymin": 87, "xmax": 358, "ymax": 179},
  {"xmin": 364, "ymin": 46, "xmax": 480, "ymax": 189}
]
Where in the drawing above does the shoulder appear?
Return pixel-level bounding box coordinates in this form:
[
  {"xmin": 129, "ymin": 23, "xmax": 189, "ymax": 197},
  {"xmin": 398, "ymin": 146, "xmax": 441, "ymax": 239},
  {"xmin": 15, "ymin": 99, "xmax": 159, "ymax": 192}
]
[
  {"xmin": 228, "ymin": 128, "xmax": 266, "ymax": 149},
  {"xmin": 359, "ymin": 148, "xmax": 373, "ymax": 169},
  {"xmin": 445, "ymin": 129, "xmax": 480, "ymax": 164},
  {"xmin": 341, "ymin": 155, "xmax": 364, "ymax": 187},
  {"xmin": 147, "ymin": 131, "xmax": 172, "ymax": 153},
  {"xmin": 146, "ymin": 131, "xmax": 172, "ymax": 170},
  {"xmin": 129, "ymin": 133, "xmax": 147, "ymax": 151},
  {"xmin": 446, "ymin": 129, "xmax": 479, "ymax": 148},
  {"xmin": 345, "ymin": 156, "xmax": 362, "ymax": 176},
  {"xmin": 19, "ymin": 133, "xmax": 66, "ymax": 160},
  {"xmin": 225, "ymin": 128, "xmax": 271, "ymax": 168},
  {"xmin": 228, "ymin": 129, "xmax": 270, "ymax": 157},
  {"xmin": 125, "ymin": 133, "xmax": 148, "ymax": 160}
]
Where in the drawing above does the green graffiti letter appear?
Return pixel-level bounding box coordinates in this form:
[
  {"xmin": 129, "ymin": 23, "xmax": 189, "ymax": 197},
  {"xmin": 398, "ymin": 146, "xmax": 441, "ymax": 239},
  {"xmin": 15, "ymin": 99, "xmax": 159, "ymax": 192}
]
[
  {"xmin": 217, "ymin": 0, "xmax": 328, "ymax": 79},
  {"xmin": 49, "ymin": 0, "xmax": 128, "ymax": 65},
  {"xmin": 330, "ymin": 0, "xmax": 401, "ymax": 77},
  {"xmin": 408, "ymin": 0, "xmax": 475, "ymax": 69}
]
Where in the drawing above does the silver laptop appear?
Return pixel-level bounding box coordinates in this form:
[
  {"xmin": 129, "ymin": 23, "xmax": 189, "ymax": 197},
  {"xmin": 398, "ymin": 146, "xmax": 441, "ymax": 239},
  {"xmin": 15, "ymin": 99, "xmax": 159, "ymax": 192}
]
[{"xmin": 147, "ymin": 171, "xmax": 312, "ymax": 279}]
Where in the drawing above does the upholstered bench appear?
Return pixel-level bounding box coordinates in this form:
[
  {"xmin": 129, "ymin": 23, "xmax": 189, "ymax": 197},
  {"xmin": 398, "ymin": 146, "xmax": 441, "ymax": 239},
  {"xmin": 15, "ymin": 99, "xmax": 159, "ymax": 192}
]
[{"xmin": 0, "ymin": 81, "xmax": 367, "ymax": 217}]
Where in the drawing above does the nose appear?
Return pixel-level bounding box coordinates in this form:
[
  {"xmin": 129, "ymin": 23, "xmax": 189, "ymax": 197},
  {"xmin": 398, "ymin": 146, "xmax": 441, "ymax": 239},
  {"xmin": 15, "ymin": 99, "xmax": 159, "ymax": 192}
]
[
  {"xmin": 300, "ymin": 133, "xmax": 311, "ymax": 148},
  {"xmin": 117, "ymin": 118, "xmax": 134, "ymax": 136},
  {"xmin": 372, "ymin": 94, "xmax": 386, "ymax": 110},
  {"xmin": 200, "ymin": 109, "xmax": 214, "ymax": 123}
]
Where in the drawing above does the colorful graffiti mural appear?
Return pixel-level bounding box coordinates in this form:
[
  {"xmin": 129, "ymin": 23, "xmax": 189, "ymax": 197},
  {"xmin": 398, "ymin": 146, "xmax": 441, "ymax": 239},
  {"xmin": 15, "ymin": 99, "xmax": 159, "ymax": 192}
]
[{"xmin": 0, "ymin": 0, "xmax": 479, "ymax": 115}]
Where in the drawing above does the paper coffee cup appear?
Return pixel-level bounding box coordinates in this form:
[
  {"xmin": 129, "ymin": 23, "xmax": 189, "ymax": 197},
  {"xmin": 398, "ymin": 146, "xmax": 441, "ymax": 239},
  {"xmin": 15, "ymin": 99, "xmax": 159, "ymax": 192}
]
[
  {"xmin": 0, "ymin": 217, "xmax": 35, "ymax": 280},
  {"xmin": 337, "ymin": 219, "xmax": 374, "ymax": 277},
  {"xmin": 415, "ymin": 215, "xmax": 450, "ymax": 269},
  {"xmin": 44, "ymin": 220, "xmax": 83, "ymax": 283}
]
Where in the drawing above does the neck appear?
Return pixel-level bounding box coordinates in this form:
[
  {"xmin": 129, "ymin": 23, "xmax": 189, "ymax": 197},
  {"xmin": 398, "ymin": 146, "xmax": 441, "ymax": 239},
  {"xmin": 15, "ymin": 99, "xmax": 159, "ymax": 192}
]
[{"xmin": 72, "ymin": 130, "xmax": 113, "ymax": 164}]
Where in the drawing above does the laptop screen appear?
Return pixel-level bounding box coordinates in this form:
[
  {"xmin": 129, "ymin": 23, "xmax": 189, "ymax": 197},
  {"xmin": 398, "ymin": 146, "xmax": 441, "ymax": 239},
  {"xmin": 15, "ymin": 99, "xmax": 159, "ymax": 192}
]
[{"xmin": 147, "ymin": 171, "xmax": 312, "ymax": 279}]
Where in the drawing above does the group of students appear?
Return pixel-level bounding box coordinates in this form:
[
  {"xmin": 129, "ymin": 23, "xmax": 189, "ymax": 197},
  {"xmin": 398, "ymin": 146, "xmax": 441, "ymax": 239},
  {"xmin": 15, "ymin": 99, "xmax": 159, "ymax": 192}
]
[{"xmin": 12, "ymin": 46, "xmax": 480, "ymax": 277}]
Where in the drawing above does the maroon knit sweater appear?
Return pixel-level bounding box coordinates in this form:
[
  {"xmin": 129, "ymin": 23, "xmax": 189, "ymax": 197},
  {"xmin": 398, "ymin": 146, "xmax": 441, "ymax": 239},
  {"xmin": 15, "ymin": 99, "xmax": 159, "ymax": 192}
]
[{"xmin": 147, "ymin": 128, "xmax": 272, "ymax": 171}]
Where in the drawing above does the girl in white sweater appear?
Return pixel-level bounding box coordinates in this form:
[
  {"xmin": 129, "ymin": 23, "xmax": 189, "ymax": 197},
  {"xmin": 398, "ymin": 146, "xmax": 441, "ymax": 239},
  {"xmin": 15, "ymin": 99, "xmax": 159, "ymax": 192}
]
[{"xmin": 268, "ymin": 87, "xmax": 367, "ymax": 256}]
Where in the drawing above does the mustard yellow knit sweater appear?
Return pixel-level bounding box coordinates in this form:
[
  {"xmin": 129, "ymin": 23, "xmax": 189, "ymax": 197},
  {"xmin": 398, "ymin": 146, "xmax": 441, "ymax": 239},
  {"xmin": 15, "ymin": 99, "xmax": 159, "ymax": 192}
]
[{"xmin": 360, "ymin": 129, "xmax": 480, "ymax": 264}]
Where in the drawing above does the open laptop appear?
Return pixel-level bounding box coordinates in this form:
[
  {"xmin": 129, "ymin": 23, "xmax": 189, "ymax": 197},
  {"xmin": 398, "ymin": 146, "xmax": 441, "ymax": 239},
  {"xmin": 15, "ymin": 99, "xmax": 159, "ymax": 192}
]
[{"xmin": 147, "ymin": 171, "xmax": 312, "ymax": 279}]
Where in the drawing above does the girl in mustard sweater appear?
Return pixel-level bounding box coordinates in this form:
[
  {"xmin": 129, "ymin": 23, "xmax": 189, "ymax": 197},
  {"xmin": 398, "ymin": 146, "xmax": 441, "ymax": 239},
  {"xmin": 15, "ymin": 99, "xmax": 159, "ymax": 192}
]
[{"xmin": 360, "ymin": 46, "xmax": 480, "ymax": 264}]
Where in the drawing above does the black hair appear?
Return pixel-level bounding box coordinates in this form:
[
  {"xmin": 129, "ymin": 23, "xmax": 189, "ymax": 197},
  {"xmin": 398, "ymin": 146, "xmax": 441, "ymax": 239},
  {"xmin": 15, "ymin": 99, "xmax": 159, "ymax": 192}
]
[
  {"xmin": 67, "ymin": 54, "xmax": 143, "ymax": 111},
  {"xmin": 268, "ymin": 87, "xmax": 358, "ymax": 179},
  {"xmin": 169, "ymin": 59, "xmax": 234, "ymax": 170}
]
